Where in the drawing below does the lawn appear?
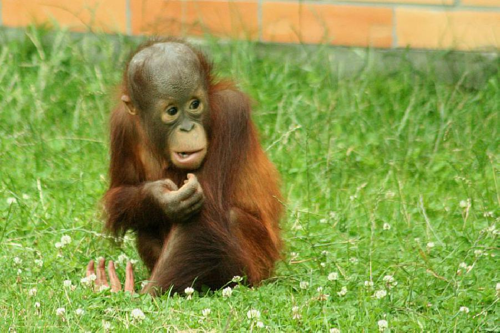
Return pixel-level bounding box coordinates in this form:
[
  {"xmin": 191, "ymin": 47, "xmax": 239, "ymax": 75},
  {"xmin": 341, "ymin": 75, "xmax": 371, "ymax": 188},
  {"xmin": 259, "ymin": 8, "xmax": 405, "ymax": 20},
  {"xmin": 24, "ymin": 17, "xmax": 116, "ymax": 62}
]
[{"xmin": 0, "ymin": 27, "xmax": 498, "ymax": 332}]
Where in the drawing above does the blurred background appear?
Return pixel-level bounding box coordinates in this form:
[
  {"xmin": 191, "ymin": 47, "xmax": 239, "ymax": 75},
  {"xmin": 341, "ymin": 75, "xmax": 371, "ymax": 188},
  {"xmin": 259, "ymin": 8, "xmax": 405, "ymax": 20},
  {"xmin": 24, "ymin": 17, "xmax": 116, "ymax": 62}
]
[{"xmin": 1, "ymin": 0, "xmax": 499, "ymax": 51}]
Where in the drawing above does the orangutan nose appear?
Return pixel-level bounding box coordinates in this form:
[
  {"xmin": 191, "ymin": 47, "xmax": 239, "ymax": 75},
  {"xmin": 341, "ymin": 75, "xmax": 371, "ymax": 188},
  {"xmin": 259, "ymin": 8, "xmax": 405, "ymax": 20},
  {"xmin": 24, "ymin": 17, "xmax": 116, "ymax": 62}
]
[{"xmin": 179, "ymin": 120, "xmax": 195, "ymax": 132}]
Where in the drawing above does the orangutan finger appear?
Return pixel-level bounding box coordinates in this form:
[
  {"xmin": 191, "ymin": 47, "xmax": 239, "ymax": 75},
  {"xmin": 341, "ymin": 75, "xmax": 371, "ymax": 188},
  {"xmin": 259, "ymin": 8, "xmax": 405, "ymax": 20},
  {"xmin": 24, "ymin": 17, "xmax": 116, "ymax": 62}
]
[
  {"xmin": 96, "ymin": 258, "xmax": 109, "ymax": 287},
  {"xmin": 107, "ymin": 261, "xmax": 122, "ymax": 292},
  {"xmin": 180, "ymin": 189, "xmax": 204, "ymax": 209},
  {"xmin": 124, "ymin": 262, "xmax": 135, "ymax": 294},
  {"xmin": 162, "ymin": 179, "xmax": 179, "ymax": 191},
  {"xmin": 86, "ymin": 260, "xmax": 96, "ymax": 277},
  {"xmin": 184, "ymin": 198, "xmax": 204, "ymax": 218},
  {"xmin": 177, "ymin": 174, "xmax": 199, "ymax": 200}
]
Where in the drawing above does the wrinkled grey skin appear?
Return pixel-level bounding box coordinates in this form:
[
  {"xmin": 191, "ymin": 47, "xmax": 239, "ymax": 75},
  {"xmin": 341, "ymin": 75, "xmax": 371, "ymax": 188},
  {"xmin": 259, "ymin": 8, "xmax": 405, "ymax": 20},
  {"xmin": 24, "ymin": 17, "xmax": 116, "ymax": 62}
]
[{"xmin": 127, "ymin": 42, "xmax": 204, "ymax": 112}]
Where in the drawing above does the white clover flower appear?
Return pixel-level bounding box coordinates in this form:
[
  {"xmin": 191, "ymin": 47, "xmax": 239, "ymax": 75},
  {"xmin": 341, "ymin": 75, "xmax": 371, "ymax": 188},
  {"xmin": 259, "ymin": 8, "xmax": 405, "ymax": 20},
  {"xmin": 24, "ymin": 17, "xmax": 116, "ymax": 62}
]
[
  {"xmin": 364, "ymin": 280, "xmax": 374, "ymax": 288},
  {"xmin": 117, "ymin": 253, "xmax": 129, "ymax": 265},
  {"xmin": 184, "ymin": 287, "xmax": 194, "ymax": 299},
  {"xmin": 337, "ymin": 286, "xmax": 348, "ymax": 297},
  {"xmin": 426, "ymin": 242, "xmax": 435, "ymax": 249},
  {"xmin": 330, "ymin": 329, "xmax": 341, "ymax": 333},
  {"xmin": 60, "ymin": 235, "xmax": 71, "ymax": 245},
  {"xmin": 299, "ymin": 281, "xmax": 309, "ymax": 290},
  {"xmin": 222, "ymin": 287, "xmax": 232, "ymax": 298},
  {"xmin": 474, "ymin": 250, "xmax": 483, "ymax": 257},
  {"xmin": 28, "ymin": 288, "xmax": 37, "ymax": 296},
  {"xmin": 292, "ymin": 306, "xmax": 301, "ymax": 319},
  {"xmin": 22, "ymin": 194, "xmax": 30, "ymax": 200},
  {"xmin": 247, "ymin": 309, "xmax": 261, "ymax": 319},
  {"xmin": 290, "ymin": 252, "xmax": 298, "ymax": 259},
  {"xmin": 317, "ymin": 287, "xmax": 323, "ymax": 293},
  {"xmin": 383, "ymin": 275, "xmax": 398, "ymax": 288},
  {"xmin": 56, "ymin": 308, "xmax": 66, "ymax": 316},
  {"xmin": 131, "ymin": 308, "xmax": 145, "ymax": 321},
  {"xmin": 99, "ymin": 285, "xmax": 110, "ymax": 292},
  {"xmin": 75, "ymin": 308, "xmax": 84, "ymax": 316},
  {"xmin": 458, "ymin": 262, "xmax": 473, "ymax": 274},
  {"xmin": 374, "ymin": 290, "xmax": 387, "ymax": 299},
  {"xmin": 123, "ymin": 234, "xmax": 134, "ymax": 243},
  {"xmin": 320, "ymin": 262, "xmax": 326, "ymax": 267},
  {"xmin": 483, "ymin": 211, "xmax": 494, "ymax": 217},
  {"xmin": 328, "ymin": 272, "xmax": 339, "ymax": 281},
  {"xmin": 383, "ymin": 275, "xmax": 395, "ymax": 283},
  {"xmin": 88, "ymin": 274, "xmax": 97, "ymax": 281},
  {"xmin": 383, "ymin": 223, "xmax": 391, "ymax": 230},
  {"xmin": 320, "ymin": 218, "xmax": 327, "ymax": 223},
  {"xmin": 7, "ymin": 197, "xmax": 17, "ymax": 205},
  {"xmin": 377, "ymin": 319, "xmax": 388, "ymax": 331},
  {"xmin": 349, "ymin": 195, "xmax": 357, "ymax": 201},
  {"xmin": 80, "ymin": 277, "xmax": 91, "ymax": 286},
  {"xmin": 130, "ymin": 259, "xmax": 138, "ymax": 265},
  {"xmin": 480, "ymin": 224, "xmax": 497, "ymax": 234},
  {"xmin": 459, "ymin": 199, "xmax": 471, "ymax": 208},
  {"xmin": 232, "ymin": 276, "xmax": 243, "ymax": 283},
  {"xmin": 459, "ymin": 306, "xmax": 469, "ymax": 314},
  {"xmin": 34, "ymin": 259, "xmax": 43, "ymax": 267},
  {"xmin": 329, "ymin": 211, "xmax": 337, "ymax": 219},
  {"xmin": 34, "ymin": 302, "xmax": 40, "ymax": 308},
  {"xmin": 55, "ymin": 242, "xmax": 63, "ymax": 249},
  {"xmin": 63, "ymin": 280, "xmax": 72, "ymax": 288},
  {"xmin": 256, "ymin": 321, "xmax": 264, "ymax": 328},
  {"xmin": 13, "ymin": 257, "xmax": 22, "ymax": 265},
  {"xmin": 321, "ymin": 250, "xmax": 329, "ymax": 256},
  {"xmin": 202, "ymin": 308, "xmax": 211, "ymax": 317},
  {"xmin": 17, "ymin": 269, "xmax": 22, "ymax": 275},
  {"xmin": 102, "ymin": 321, "xmax": 111, "ymax": 330}
]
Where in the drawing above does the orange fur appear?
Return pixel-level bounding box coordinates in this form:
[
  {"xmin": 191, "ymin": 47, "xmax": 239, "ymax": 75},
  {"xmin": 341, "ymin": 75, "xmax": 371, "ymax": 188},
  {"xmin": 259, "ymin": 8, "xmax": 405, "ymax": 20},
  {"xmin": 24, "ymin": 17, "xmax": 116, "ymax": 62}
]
[{"xmin": 104, "ymin": 38, "xmax": 283, "ymax": 294}]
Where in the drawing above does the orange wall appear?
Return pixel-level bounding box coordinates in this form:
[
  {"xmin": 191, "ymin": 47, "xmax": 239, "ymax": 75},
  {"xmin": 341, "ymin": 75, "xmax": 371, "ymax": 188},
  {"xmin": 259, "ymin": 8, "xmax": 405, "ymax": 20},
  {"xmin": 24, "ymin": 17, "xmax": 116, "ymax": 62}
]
[{"xmin": 1, "ymin": 0, "xmax": 499, "ymax": 50}]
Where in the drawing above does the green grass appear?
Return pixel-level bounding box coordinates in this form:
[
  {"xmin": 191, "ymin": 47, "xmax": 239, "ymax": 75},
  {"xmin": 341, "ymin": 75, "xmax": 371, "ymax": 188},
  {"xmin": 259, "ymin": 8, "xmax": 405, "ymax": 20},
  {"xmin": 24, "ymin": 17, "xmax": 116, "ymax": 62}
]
[{"xmin": 0, "ymin": 27, "xmax": 498, "ymax": 332}]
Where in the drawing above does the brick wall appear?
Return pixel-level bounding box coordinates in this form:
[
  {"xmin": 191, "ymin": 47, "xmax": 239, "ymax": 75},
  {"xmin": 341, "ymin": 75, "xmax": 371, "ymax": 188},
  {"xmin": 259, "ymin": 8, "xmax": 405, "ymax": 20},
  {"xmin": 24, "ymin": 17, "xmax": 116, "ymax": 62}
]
[{"xmin": 1, "ymin": 0, "xmax": 499, "ymax": 50}]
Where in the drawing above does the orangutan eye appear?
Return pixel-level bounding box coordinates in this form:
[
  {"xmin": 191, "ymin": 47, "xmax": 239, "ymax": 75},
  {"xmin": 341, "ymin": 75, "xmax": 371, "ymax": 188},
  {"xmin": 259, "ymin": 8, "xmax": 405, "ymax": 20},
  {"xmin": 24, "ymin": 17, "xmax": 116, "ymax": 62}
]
[
  {"xmin": 190, "ymin": 99, "xmax": 200, "ymax": 109},
  {"xmin": 166, "ymin": 107, "xmax": 178, "ymax": 116}
]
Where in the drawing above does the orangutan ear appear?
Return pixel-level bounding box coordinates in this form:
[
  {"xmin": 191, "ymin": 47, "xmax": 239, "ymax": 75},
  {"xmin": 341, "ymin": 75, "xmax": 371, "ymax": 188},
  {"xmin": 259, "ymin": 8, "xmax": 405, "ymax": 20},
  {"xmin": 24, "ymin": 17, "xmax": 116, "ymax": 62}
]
[{"xmin": 121, "ymin": 95, "xmax": 137, "ymax": 115}]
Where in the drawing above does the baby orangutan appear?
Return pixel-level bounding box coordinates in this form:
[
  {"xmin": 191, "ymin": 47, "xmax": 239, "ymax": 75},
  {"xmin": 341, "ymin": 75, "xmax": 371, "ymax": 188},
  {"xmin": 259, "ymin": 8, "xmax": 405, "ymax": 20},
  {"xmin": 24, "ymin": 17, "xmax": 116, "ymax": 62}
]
[{"xmin": 88, "ymin": 38, "xmax": 283, "ymax": 295}]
